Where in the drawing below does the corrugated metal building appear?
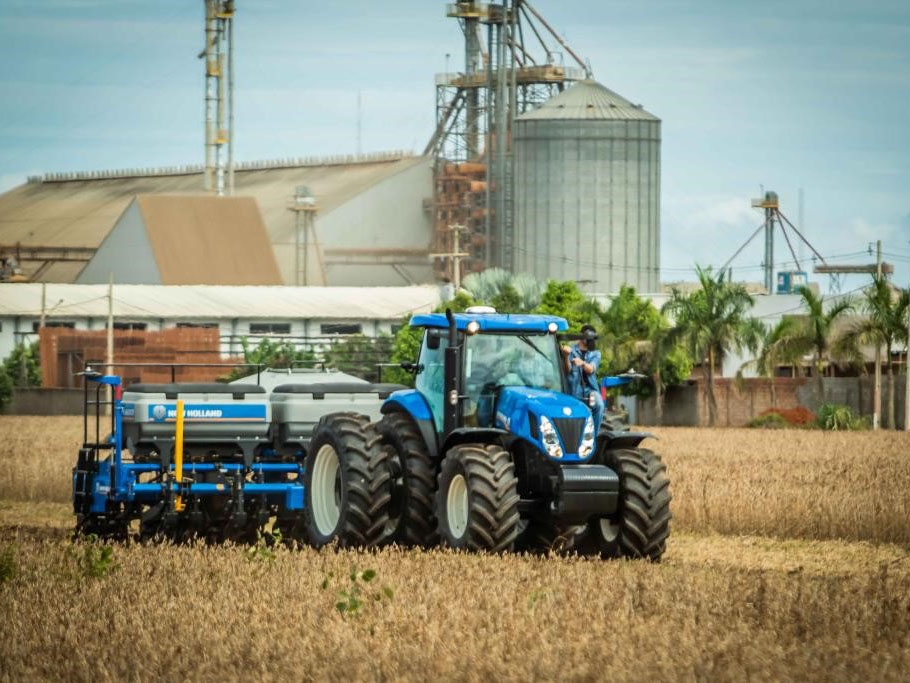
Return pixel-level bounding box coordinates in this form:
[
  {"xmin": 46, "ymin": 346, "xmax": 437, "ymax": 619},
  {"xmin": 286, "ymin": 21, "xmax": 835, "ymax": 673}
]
[
  {"xmin": 0, "ymin": 152, "xmax": 433, "ymax": 286},
  {"xmin": 512, "ymin": 80, "xmax": 661, "ymax": 293},
  {"xmin": 0, "ymin": 283, "xmax": 442, "ymax": 360},
  {"xmin": 77, "ymin": 195, "xmax": 283, "ymax": 285}
]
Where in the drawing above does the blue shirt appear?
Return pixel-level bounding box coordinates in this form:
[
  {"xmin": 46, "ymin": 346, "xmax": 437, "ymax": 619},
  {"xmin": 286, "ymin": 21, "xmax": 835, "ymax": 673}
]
[{"xmin": 567, "ymin": 343, "xmax": 601, "ymax": 400}]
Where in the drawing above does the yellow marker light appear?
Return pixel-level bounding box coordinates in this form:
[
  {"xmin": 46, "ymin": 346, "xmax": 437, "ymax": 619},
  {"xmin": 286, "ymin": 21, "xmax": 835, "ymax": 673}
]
[{"xmin": 174, "ymin": 399, "xmax": 185, "ymax": 512}]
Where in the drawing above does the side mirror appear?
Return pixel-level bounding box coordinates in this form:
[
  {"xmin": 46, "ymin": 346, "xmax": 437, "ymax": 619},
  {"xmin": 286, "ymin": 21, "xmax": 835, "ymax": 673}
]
[
  {"xmin": 426, "ymin": 328, "xmax": 442, "ymax": 350},
  {"xmin": 399, "ymin": 362, "xmax": 424, "ymax": 375}
]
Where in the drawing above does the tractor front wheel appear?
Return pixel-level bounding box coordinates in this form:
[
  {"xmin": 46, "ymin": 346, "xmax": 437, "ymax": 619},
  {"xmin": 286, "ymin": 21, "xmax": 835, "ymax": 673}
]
[
  {"xmin": 435, "ymin": 443, "xmax": 520, "ymax": 552},
  {"xmin": 304, "ymin": 413, "xmax": 391, "ymax": 548},
  {"xmin": 579, "ymin": 448, "xmax": 671, "ymax": 561}
]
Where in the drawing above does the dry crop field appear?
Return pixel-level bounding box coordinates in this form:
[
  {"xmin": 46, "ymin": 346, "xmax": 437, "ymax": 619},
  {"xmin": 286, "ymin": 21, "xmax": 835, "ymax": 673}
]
[{"xmin": 1, "ymin": 416, "xmax": 909, "ymax": 681}]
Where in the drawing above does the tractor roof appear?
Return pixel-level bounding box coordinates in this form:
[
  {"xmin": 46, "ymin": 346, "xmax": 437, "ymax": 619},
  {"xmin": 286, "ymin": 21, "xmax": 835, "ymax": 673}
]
[{"xmin": 409, "ymin": 312, "xmax": 568, "ymax": 333}]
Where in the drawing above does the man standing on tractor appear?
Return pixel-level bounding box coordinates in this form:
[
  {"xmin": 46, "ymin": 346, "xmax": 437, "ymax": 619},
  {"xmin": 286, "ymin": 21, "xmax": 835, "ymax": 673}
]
[{"xmin": 563, "ymin": 325, "xmax": 604, "ymax": 429}]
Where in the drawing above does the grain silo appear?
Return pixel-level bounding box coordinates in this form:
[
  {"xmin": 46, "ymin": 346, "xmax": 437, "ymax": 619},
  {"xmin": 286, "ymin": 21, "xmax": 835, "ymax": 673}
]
[{"xmin": 512, "ymin": 80, "xmax": 661, "ymax": 293}]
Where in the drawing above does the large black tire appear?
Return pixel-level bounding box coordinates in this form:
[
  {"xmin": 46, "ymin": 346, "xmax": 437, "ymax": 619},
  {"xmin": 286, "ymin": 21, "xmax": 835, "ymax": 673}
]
[
  {"xmin": 580, "ymin": 448, "xmax": 671, "ymax": 561},
  {"xmin": 435, "ymin": 443, "xmax": 520, "ymax": 552},
  {"xmin": 377, "ymin": 411, "xmax": 439, "ymax": 546},
  {"xmin": 304, "ymin": 413, "xmax": 391, "ymax": 548}
]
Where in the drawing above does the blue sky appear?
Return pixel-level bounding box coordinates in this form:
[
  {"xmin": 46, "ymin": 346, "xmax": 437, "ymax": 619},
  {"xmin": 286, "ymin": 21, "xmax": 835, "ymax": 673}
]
[{"xmin": 0, "ymin": 0, "xmax": 908, "ymax": 290}]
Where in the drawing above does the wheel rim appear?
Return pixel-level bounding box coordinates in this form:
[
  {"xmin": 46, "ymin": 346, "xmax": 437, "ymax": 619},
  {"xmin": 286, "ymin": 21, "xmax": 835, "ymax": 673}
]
[
  {"xmin": 312, "ymin": 444, "xmax": 341, "ymax": 536},
  {"xmin": 599, "ymin": 518, "xmax": 620, "ymax": 543},
  {"xmin": 446, "ymin": 474, "xmax": 469, "ymax": 539}
]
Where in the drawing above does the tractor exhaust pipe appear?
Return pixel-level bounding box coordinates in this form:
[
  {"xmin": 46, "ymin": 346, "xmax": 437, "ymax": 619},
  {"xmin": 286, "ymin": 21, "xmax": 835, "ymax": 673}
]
[{"xmin": 443, "ymin": 308, "xmax": 460, "ymax": 436}]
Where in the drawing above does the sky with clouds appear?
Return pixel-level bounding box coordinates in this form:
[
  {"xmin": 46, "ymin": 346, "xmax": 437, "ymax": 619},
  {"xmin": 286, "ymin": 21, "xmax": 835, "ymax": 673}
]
[{"xmin": 0, "ymin": 0, "xmax": 907, "ymax": 291}]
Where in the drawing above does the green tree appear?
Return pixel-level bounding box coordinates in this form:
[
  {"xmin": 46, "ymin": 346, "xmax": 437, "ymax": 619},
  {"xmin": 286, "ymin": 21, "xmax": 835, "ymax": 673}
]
[
  {"xmin": 461, "ymin": 268, "xmax": 542, "ymax": 312},
  {"xmin": 225, "ymin": 338, "xmax": 316, "ymax": 381},
  {"xmin": 662, "ymin": 266, "xmax": 761, "ymax": 427},
  {"xmin": 534, "ymin": 280, "xmax": 598, "ymax": 333},
  {"xmin": 737, "ymin": 316, "xmax": 808, "ymax": 408},
  {"xmin": 0, "ymin": 342, "xmax": 41, "ymax": 411},
  {"xmin": 839, "ymin": 276, "xmax": 910, "ymax": 429},
  {"xmin": 789, "ymin": 285, "xmax": 855, "ymax": 402},
  {"xmin": 325, "ymin": 334, "xmax": 394, "ymax": 383},
  {"xmin": 3, "ymin": 341, "xmax": 41, "ymax": 387}
]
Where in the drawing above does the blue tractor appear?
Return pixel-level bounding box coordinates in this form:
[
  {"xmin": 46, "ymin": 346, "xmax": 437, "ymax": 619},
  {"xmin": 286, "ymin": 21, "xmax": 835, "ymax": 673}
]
[{"xmin": 374, "ymin": 308, "xmax": 671, "ymax": 559}]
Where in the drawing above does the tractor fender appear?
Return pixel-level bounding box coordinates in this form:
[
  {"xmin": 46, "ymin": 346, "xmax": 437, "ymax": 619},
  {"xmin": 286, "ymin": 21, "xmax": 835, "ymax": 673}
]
[
  {"xmin": 381, "ymin": 390, "xmax": 439, "ymax": 458},
  {"xmin": 596, "ymin": 430, "xmax": 657, "ymax": 451},
  {"xmin": 442, "ymin": 427, "xmax": 510, "ymax": 454}
]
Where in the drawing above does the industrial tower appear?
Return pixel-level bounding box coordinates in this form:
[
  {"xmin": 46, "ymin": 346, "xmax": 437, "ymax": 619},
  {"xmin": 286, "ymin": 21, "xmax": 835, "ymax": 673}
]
[
  {"xmin": 201, "ymin": 0, "xmax": 235, "ymax": 196},
  {"xmin": 426, "ymin": 1, "xmax": 590, "ymax": 283}
]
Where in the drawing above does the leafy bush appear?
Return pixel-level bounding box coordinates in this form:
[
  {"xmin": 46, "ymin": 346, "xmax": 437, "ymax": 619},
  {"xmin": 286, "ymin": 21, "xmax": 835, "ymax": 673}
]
[
  {"xmin": 754, "ymin": 406, "xmax": 816, "ymax": 427},
  {"xmin": 71, "ymin": 535, "xmax": 117, "ymax": 579},
  {"xmin": 747, "ymin": 413, "xmax": 789, "ymax": 429},
  {"xmin": 816, "ymin": 403, "xmax": 867, "ymax": 431},
  {"xmin": 322, "ymin": 566, "xmax": 393, "ymax": 618}
]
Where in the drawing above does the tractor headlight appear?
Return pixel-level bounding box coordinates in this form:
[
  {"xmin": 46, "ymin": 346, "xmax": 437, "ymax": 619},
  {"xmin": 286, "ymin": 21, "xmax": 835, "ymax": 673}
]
[
  {"xmin": 539, "ymin": 416, "xmax": 563, "ymax": 459},
  {"xmin": 578, "ymin": 416, "xmax": 595, "ymax": 459}
]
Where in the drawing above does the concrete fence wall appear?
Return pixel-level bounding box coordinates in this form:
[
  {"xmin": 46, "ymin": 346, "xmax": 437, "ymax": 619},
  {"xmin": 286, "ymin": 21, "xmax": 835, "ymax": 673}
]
[
  {"xmin": 639, "ymin": 375, "xmax": 907, "ymax": 429},
  {"xmin": 7, "ymin": 388, "xmax": 84, "ymax": 415}
]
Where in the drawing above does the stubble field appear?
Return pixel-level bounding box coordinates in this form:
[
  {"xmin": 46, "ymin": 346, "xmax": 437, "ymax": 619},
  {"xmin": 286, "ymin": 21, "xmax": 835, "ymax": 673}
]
[{"xmin": 1, "ymin": 416, "xmax": 909, "ymax": 681}]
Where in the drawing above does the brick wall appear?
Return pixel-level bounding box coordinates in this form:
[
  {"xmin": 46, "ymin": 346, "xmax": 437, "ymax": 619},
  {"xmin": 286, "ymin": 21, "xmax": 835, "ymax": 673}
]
[{"xmin": 39, "ymin": 327, "xmax": 235, "ymax": 388}]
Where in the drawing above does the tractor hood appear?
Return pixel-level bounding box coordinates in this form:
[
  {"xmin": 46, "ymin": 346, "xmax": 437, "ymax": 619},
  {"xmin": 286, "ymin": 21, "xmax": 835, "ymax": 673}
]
[{"xmin": 492, "ymin": 387, "xmax": 594, "ymax": 462}]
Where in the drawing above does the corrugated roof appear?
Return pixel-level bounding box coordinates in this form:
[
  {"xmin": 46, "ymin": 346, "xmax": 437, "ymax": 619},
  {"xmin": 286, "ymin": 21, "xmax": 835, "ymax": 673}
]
[
  {"xmin": 0, "ymin": 153, "xmax": 424, "ymax": 282},
  {"xmin": 135, "ymin": 195, "xmax": 282, "ymax": 285},
  {"xmin": 0, "ymin": 283, "xmax": 441, "ymax": 320},
  {"xmin": 518, "ymin": 79, "xmax": 659, "ymax": 122}
]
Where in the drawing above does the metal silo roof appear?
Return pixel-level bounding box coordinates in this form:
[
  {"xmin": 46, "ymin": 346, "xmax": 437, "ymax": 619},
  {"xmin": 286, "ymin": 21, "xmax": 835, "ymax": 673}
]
[{"xmin": 517, "ymin": 79, "xmax": 659, "ymax": 121}]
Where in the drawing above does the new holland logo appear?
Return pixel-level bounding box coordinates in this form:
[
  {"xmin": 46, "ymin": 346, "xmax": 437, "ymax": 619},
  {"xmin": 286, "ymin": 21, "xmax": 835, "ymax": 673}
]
[
  {"xmin": 152, "ymin": 405, "xmax": 167, "ymax": 420},
  {"xmin": 562, "ymin": 407, "xmax": 572, "ymax": 416}
]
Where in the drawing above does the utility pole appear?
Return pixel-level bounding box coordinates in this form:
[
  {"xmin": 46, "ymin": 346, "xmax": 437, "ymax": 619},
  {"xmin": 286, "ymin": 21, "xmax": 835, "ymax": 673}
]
[
  {"xmin": 106, "ymin": 274, "xmax": 114, "ymax": 378},
  {"xmin": 429, "ymin": 223, "xmax": 469, "ymax": 289},
  {"xmin": 39, "ymin": 282, "xmax": 46, "ymax": 329},
  {"xmin": 873, "ymin": 240, "xmax": 882, "ymax": 430}
]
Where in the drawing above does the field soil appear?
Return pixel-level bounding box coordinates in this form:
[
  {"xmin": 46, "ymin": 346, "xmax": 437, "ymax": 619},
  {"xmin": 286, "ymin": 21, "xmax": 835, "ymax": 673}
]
[{"xmin": 1, "ymin": 416, "xmax": 909, "ymax": 681}]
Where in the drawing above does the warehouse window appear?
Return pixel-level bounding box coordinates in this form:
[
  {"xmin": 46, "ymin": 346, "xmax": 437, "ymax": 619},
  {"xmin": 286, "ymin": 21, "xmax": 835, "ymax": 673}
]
[
  {"xmin": 250, "ymin": 323, "xmax": 291, "ymax": 335},
  {"xmin": 33, "ymin": 321, "xmax": 75, "ymax": 331},
  {"xmin": 320, "ymin": 323, "xmax": 362, "ymax": 335},
  {"xmin": 112, "ymin": 322, "xmax": 147, "ymax": 331},
  {"xmin": 176, "ymin": 322, "xmax": 219, "ymax": 329}
]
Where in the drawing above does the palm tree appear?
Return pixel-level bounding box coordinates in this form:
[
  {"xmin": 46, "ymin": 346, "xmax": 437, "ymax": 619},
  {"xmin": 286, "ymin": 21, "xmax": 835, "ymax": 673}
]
[
  {"xmin": 790, "ymin": 285, "xmax": 854, "ymax": 402},
  {"xmin": 461, "ymin": 268, "xmax": 543, "ymax": 312},
  {"xmin": 738, "ymin": 317, "xmax": 808, "ymax": 408},
  {"xmin": 840, "ymin": 276, "xmax": 910, "ymax": 429},
  {"xmin": 662, "ymin": 266, "xmax": 761, "ymax": 427}
]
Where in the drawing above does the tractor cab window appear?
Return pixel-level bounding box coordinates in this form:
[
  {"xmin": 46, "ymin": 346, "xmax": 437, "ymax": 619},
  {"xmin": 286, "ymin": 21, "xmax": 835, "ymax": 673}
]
[
  {"xmin": 463, "ymin": 332, "xmax": 563, "ymax": 427},
  {"xmin": 415, "ymin": 329, "xmax": 448, "ymax": 432}
]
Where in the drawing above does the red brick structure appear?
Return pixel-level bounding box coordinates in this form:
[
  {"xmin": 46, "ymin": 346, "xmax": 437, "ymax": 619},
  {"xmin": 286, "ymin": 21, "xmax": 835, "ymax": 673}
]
[{"xmin": 39, "ymin": 327, "xmax": 234, "ymax": 388}]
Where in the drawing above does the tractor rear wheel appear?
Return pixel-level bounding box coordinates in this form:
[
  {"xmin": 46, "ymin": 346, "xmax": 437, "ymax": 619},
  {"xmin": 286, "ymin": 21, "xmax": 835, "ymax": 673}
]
[
  {"xmin": 579, "ymin": 448, "xmax": 671, "ymax": 561},
  {"xmin": 377, "ymin": 410, "xmax": 438, "ymax": 547},
  {"xmin": 435, "ymin": 443, "xmax": 520, "ymax": 552},
  {"xmin": 304, "ymin": 413, "xmax": 391, "ymax": 548}
]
